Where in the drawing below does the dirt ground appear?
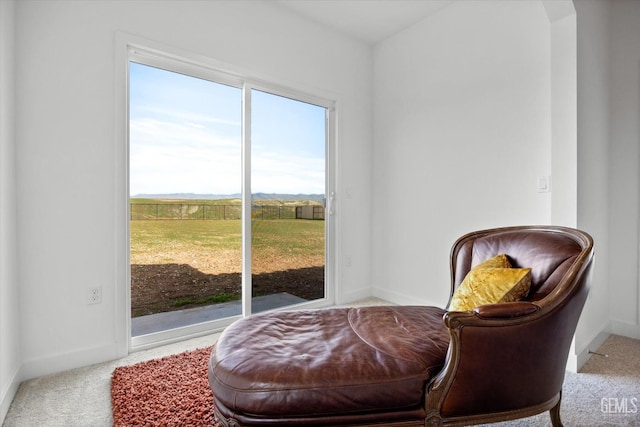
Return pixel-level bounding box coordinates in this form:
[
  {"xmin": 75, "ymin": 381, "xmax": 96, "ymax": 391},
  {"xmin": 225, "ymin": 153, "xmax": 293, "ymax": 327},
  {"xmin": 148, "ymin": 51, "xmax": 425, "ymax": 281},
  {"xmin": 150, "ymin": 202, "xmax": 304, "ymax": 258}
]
[{"xmin": 131, "ymin": 251, "xmax": 324, "ymax": 317}]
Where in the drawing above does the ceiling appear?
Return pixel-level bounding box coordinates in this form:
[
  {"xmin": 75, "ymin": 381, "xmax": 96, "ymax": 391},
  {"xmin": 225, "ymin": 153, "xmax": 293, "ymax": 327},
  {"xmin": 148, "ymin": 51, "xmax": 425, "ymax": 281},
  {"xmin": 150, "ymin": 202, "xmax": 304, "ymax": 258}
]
[{"xmin": 276, "ymin": 0, "xmax": 454, "ymax": 44}]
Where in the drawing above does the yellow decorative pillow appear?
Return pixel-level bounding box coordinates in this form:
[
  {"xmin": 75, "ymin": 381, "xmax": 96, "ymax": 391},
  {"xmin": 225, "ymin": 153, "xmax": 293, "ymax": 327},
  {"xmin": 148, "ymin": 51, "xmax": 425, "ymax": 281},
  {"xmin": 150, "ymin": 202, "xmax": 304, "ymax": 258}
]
[
  {"xmin": 473, "ymin": 253, "xmax": 511, "ymax": 269},
  {"xmin": 449, "ymin": 259, "xmax": 531, "ymax": 312}
]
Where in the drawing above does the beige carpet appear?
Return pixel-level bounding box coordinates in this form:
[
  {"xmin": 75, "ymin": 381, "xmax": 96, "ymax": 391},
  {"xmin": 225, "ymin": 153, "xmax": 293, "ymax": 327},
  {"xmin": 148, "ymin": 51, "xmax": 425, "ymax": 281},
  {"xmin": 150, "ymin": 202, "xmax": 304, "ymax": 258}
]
[{"xmin": 3, "ymin": 331, "xmax": 640, "ymax": 426}]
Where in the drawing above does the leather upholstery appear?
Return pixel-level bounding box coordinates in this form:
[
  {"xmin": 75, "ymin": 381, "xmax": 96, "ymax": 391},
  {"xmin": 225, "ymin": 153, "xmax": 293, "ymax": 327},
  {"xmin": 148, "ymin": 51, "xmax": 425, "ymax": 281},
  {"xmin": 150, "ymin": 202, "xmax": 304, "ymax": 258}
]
[
  {"xmin": 209, "ymin": 306, "xmax": 449, "ymax": 424},
  {"xmin": 208, "ymin": 226, "xmax": 594, "ymax": 427},
  {"xmin": 450, "ymin": 228, "xmax": 583, "ymax": 301}
]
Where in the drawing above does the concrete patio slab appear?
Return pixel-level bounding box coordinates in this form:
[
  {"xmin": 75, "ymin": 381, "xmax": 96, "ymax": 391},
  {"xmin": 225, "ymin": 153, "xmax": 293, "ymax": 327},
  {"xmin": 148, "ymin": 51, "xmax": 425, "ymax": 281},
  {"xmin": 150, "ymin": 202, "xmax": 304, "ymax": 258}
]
[{"xmin": 131, "ymin": 292, "xmax": 307, "ymax": 336}]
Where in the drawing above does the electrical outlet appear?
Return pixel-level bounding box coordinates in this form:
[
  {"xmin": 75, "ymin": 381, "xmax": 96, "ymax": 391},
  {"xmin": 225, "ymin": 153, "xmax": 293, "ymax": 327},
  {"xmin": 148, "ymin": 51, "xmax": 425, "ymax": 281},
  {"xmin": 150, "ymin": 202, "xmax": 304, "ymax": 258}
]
[{"xmin": 88, "ymin": 286, "xmax": 102, "ymax": 304}]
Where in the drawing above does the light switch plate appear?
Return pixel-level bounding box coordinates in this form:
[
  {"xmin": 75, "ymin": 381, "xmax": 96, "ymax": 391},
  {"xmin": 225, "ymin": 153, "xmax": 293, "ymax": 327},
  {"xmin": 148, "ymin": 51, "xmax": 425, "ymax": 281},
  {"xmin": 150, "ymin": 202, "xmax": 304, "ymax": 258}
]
[{"xmin": 537, "ymin": 176, "xmax": 551, "ymax": 193}]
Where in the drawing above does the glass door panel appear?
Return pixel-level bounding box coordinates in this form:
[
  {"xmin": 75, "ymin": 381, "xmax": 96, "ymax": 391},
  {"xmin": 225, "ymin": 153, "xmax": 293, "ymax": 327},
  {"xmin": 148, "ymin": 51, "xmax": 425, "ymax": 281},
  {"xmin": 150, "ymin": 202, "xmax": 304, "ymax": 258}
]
[
  {"xmin": 129, "ymin": 62, "xmax": 242, "ymax": 336},
  {"xmin": 250, "ymin": 89, "xmax": 327, "ymax": 311}
]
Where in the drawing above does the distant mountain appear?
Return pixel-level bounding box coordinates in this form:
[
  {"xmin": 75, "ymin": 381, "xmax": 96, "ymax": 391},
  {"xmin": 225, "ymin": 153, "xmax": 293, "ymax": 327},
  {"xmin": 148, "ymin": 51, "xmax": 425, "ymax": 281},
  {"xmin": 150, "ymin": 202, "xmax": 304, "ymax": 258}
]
[
  {"xmin": 133, "ymin": 193, "xmax": 241, "ymax": 200},
  {"xmin": 253, "ymin": 193, "xmax": 325, "ymax": 202},
  {"xmin": 132, "ymin": 193, "xmax": 325, "ymax": 202}
]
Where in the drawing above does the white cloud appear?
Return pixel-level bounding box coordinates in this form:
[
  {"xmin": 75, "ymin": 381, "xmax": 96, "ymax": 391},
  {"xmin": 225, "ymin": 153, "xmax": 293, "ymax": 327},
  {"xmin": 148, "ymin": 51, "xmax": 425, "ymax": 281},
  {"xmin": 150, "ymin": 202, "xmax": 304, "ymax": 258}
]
[
  {"xmin": 142, "ymin": 106, "xmax": 241, "ymax": 128},
  {"xmin": 251, "ymin": 151, "xmax": 325, "ymax": 194},
  {"xmin": 130, "ymin": 119, "xmax": 241, "ymax": 195},
  {"xmin": 130, "ymin": 118, "xmax": 325, "ymax": 196}
]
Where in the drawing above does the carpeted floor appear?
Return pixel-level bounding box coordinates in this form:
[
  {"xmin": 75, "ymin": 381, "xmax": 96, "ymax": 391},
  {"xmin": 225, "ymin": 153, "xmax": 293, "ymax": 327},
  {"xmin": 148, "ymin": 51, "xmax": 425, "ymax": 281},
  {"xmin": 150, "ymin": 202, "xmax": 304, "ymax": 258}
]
[
  {"xmin": 4, "ymin": 324, "xmax": 640, "ymax": 426},
  {"xmin": 2, "ymin": 331, "xmax": 223, "ymax": 427}
]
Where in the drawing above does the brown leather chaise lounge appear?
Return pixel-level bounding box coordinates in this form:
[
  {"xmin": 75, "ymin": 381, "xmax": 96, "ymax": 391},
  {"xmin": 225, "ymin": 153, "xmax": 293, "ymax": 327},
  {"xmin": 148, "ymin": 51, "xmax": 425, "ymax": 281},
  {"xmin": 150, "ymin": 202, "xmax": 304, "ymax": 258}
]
[{"xmin": 208, "ymin": 225, "xmax": 594, "ymax": 426}]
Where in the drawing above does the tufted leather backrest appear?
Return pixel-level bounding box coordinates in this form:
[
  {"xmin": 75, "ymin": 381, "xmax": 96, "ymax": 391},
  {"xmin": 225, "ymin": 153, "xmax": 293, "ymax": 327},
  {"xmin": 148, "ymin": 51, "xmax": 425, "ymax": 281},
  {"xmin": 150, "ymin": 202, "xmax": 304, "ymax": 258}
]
[{"xmin": 450, "ymin": 226, "xmax": 591, "ymax": 302}]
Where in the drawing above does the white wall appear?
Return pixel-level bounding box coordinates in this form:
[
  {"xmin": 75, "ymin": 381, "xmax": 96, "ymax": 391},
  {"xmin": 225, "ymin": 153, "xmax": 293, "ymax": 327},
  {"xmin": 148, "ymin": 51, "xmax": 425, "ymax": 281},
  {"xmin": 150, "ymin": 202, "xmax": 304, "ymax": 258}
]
[
  {"xmin": 14, "ymin": 0, "xmax": 373, "ymax": 380},
  {"xmin": 571, "ymin": 0, "xmax": 613, "ymax": 364},
  {"xmin": 608, "ymin": 0, "xmax": 640, "ymax": 339},
  {"xmin": 549, "ymin": 12, "xmax": 577, "ymax": 227},
  {"xmin": 372, "ymin": 0, "xmax": 553, "ymax": 306},
  {"xmin": 0, "ymin": 0, "xmax": 21, "ymax": 420}
]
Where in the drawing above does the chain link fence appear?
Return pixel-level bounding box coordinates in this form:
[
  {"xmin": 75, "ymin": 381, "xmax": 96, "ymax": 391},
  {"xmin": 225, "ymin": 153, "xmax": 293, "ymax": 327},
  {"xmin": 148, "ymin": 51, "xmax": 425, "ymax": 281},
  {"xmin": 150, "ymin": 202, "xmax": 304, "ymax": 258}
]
[{"xmin": 130, "ymin": 203, "xmax": 324, "ymax": 220}]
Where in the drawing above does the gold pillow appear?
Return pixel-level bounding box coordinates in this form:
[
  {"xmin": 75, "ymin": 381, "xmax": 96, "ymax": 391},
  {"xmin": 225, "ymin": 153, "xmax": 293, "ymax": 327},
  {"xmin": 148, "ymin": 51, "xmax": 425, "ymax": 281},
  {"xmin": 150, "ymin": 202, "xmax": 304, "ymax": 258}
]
[
  {"xmin": 449, "ymin": 256, "xmax": 531, "ymax": 311},
  {"xmin": 473, "ymin": 253, "xmax": 511, "ymax": 269}
]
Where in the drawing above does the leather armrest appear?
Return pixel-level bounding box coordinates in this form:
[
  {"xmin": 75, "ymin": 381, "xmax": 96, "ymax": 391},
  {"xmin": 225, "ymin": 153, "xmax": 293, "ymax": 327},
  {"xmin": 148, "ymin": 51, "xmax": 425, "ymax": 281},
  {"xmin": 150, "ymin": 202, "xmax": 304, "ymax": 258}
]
[
  {"xmin": 431, "ymin": 299, "xmax": 562, "ymax": 419},
  {"xmin": 473, "ymin": 301, "xmax": 539, "ymax": 319}
]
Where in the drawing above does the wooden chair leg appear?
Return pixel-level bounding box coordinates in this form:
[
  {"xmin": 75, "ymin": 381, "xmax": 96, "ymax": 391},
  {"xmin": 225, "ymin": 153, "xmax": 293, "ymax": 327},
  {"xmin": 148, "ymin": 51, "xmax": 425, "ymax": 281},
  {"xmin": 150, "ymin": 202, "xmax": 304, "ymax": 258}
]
[
  {"xmin": 549, "ymin": 390, "xmax": 564, "ymax": 427},
  {"xmin": 425, "ymin": 415, "xmax": 443, "ymax": 427}
]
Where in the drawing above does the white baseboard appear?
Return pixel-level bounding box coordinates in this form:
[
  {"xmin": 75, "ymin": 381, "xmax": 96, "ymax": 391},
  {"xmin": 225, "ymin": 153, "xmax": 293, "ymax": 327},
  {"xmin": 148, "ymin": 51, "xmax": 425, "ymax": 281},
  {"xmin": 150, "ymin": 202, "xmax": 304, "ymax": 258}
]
[
  {"xmin": 610, "ymin": 319, "xmax": 640, "ymax": 339},
  {"xmin": 0, "ymin": 364, "xmax": 22, "ymax": 425},
  {"xmin": 336, "ymin": 288, "xmax": 372, "ymax": 305},
  {"xmin": 574, "ymin": 328, "xmax": 610, "ymax": 372},
  {"xmin": 20, "ymin": 343, "xmax": 119, "ymax": 382},
  {"xmin": 372, "ymin": 287, "xmax": 443, "ymax": 307}
]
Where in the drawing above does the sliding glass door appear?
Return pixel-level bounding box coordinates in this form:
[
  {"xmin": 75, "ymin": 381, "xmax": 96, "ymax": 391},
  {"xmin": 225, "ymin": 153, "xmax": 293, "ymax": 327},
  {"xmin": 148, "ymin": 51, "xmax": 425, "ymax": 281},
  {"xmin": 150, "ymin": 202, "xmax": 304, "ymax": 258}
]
[
  {"xmin": 250, "ymin": 89, "xmax": 327, "ymax": 312},
  {"xmin": 128, "ymin": 53, "xmax": 333, "ymax": 343}
]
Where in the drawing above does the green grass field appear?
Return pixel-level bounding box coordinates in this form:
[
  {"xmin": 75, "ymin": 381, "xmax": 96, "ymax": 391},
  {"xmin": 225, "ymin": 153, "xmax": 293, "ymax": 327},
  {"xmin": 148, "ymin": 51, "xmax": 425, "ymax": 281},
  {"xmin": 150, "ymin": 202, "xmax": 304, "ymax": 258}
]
[
  {"xmin": 130, "ymin": 198, "xmax": 326, "ymax": 316},
  {"xmin": 130, "ymin": 197, "xmax": 325, "ymax": 260},
  {"xmin": 130, "ymin": 219, "xmax": 325, "ymax": 268},
  {"xmin": 130, "ymin": 220, "xmax": 242, "ymax": 261}
]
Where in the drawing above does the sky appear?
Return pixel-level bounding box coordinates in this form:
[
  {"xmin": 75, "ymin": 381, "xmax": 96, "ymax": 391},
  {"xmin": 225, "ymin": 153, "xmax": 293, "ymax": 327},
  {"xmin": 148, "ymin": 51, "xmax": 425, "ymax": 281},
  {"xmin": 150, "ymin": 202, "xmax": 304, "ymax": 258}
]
[{"xmin": 129, "ymin": 62, "xmax": 326, "ymax": 197}]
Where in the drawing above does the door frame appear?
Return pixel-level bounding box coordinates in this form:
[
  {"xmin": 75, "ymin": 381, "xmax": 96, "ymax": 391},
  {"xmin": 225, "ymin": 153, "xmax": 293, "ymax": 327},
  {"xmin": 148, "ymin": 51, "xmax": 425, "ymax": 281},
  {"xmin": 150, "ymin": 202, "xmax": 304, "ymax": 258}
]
[{"xmin": 115, "ymin": 33, "xmax": 338, "ymax": 353}]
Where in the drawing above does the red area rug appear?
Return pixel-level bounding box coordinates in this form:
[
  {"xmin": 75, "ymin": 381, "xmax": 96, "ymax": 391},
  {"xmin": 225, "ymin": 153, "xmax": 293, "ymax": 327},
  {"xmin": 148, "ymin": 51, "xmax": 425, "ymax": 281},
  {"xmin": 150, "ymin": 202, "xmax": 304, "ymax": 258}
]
[{"xmin": 111, "ymin": 346, "xmax": 219, "ymax": 427}]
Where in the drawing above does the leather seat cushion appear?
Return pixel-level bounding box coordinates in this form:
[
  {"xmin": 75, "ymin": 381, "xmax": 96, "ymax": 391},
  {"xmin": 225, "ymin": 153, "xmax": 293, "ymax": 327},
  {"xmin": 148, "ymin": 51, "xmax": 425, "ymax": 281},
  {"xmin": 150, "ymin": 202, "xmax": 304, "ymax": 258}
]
[{"xmin": 209, "ymin": 306, "xmax": 449, "ymax": 418}]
